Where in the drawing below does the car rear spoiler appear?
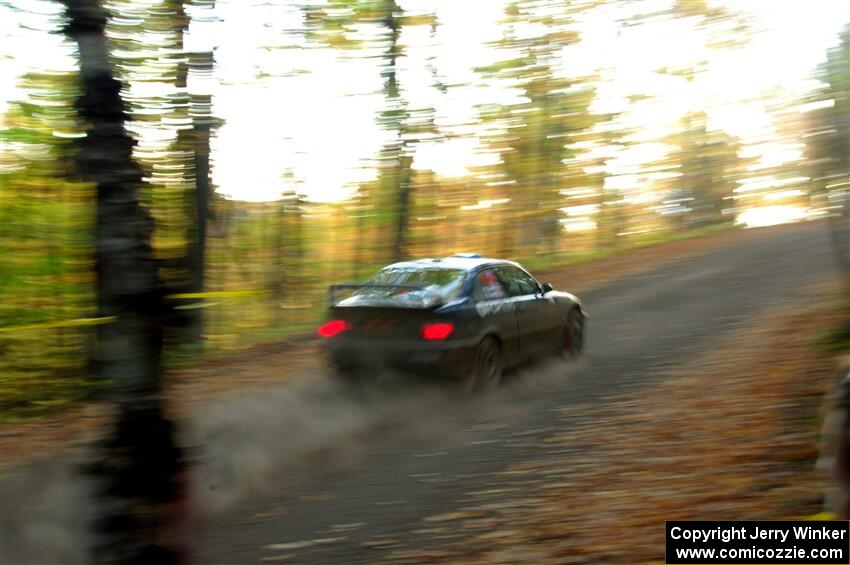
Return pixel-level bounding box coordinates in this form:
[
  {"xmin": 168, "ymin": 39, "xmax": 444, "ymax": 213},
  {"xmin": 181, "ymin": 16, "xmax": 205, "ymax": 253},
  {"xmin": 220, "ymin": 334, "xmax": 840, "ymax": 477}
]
[{"xmin": 328, "ymin": 283, "xmax": 440, "ymax": 307}]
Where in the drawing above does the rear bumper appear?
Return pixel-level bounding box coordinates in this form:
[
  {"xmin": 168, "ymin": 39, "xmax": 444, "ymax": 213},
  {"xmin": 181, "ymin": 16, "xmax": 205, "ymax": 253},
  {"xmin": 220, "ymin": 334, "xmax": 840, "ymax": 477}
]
[{"xmin": 325, "ymin": 337, "xmax": 477, "ymax": 379}]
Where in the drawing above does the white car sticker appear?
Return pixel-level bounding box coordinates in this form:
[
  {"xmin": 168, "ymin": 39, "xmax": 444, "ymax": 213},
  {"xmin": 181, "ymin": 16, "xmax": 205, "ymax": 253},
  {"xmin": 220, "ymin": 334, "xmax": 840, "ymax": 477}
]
[{"xmin": 476, "ymin": 299, "xmax": 513, "ymax": 318}]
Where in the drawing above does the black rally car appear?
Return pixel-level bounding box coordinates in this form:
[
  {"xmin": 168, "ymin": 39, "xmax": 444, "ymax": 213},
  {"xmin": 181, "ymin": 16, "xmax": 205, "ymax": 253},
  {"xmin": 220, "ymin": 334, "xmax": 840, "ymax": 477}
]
[{"xmin": 317, "ymin": 254, "xmax": 586, "ymax": 391}]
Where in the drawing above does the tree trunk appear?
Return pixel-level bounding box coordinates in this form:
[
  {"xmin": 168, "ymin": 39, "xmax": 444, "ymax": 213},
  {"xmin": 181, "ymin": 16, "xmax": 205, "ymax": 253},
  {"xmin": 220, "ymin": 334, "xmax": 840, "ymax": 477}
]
[
  {"xmin": 186, "ymin": 51, "xmax": 215, "ymax": 342},
  {"xmin": 62, "ymin": 1, "xmax": 187, "ymax": 562},
  {"xmin": 392, "ymin": 153, "xmax": 413, "ymax": 262},
  {"xmin": 175, "ymin": 0, "xmax": 215, "ymax": 345},
  {"xmin": 380, "ymin": 0, "xmax": 414, "ymax": 263},
  {"xmin": 273, "ymin": 198, "xmax": 287, "ymax": 302},
  {"xmin": 352, "ymin": 198, "xmax": 367, "ymax": 280},
  {"xmin": 291, "ymin": 195, "xmax": 304, "ymax": 291}
]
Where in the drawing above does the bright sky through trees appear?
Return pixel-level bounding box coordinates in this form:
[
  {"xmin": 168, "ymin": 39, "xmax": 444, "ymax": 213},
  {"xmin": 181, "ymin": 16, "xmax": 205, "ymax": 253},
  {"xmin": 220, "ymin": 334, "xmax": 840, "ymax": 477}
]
[{"xmin": 1, "ymin": 0, "xmax": 848, "ymax": 202}]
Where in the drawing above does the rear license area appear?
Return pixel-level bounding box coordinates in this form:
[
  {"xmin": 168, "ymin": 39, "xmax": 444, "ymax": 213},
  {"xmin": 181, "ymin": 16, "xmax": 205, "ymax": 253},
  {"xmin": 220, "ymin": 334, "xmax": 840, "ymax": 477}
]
[
  {"xmin": 332, "ymin": 306, "xmax": 433, "ymax": 340},
  {"xmin": 356, "ymin": 316, "xmax": 404, "ymax": 337}
]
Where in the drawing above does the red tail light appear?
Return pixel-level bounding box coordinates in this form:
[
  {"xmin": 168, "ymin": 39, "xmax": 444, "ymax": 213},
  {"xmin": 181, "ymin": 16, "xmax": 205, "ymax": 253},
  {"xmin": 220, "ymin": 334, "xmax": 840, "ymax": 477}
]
[
  {"xmin": 317, "ymin": 319, "xmax": 351, "ymax": 337},
  {"xmin": 422, "ymin": 322, "xmax": 455, "ymax": 341}
]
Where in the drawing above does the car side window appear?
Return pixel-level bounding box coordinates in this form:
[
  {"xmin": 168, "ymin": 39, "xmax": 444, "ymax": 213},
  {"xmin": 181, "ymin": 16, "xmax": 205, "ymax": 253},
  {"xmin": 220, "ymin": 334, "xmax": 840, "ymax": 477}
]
[
  {"xmin": 473, "ymin": 269, "xmax": 508, "ymax": 301},
  {"xmin": 496, "ymin": 266, "xmax": 538, "ymax": 297}
]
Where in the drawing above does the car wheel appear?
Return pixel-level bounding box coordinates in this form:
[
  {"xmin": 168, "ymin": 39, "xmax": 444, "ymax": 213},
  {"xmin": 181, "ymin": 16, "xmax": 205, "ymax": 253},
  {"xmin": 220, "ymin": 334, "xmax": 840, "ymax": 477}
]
[
  {"xmin": 561, "ymin": 309, "xmax": 585, "ymax": 358},
  {"xmin": 463, "ymin": 337, "xmax": 502, "ymax": 394}
]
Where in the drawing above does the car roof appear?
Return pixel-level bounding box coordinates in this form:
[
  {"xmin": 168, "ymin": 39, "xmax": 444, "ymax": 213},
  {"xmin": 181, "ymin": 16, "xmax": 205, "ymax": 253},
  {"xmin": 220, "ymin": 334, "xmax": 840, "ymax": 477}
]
[{"xmin": 380, "ymin": 255, "xmax": 520, "ymax": 272}]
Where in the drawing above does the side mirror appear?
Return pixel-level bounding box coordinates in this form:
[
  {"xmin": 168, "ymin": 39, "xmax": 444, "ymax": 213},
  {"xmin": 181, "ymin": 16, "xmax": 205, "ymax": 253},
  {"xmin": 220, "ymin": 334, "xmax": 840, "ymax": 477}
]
[{"xmin": 540, "ymin": 282, "xmax": 553, "ymax": 294}]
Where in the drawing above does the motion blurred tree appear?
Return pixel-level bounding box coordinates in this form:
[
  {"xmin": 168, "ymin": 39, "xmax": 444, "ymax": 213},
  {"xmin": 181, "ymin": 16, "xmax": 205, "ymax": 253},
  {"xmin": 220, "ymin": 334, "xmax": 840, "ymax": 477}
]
[
  {"xmin": 377, "ymin": 0, "xmax": 413, "ymax": 262},
  {"xmin": 171, "ymin": 0, "xmax": 219, "ymax": 343},
  {"xmin": 664, "ymin": 111, "xmax": 745, "ymax": 226},
  {"xmin": 588, "ymin": 121, "xmax": 630, "ymax": 248},
  {"xmin": 804, "ymin": 24, "xmax": 850, "ymax": 276},
  {"xmin": 99, "ymin": 0, "xmax": 221, "ymax": 345},
  {"xmin": 303, "ymin": 0, "xmax": 437, "ymax": 262},
  {"xmin": 477, "ymin": 0, "xmax": 601, "ymax": 256},
  {"xmin": 670, "ymin": 0, "xmax": 751, "ymax": 49},
  {"xmin": 812, "ymin": 24, "xmax": 850, "ymax": 185},
  {"xmin": 632, "ymin": 2, "xmax": 751, "ymax": 230},
  {"xmin": 61, "ymin": 0, "xmax": 185, "ymax": 561},
  {"xmin": 0, "ymin": 69, "xmax": 94, "ymax": 410},
  {"xmin": 270, "ymin": 167, "xmax": 302, "ymax": 300}
]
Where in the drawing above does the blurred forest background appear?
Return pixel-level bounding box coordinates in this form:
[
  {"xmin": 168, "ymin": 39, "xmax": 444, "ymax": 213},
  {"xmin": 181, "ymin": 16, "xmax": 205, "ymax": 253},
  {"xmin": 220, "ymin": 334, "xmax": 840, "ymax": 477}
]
[{"xmin": 1, "ymin": 0, "xmax": 849, "ymax": 417}]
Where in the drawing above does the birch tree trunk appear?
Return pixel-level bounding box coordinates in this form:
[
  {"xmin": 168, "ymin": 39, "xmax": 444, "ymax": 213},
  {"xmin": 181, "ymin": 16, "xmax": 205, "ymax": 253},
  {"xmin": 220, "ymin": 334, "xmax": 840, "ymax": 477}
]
[{"xmin": 61, "ymin": 1, "xmax": 187, "ymax": 562}]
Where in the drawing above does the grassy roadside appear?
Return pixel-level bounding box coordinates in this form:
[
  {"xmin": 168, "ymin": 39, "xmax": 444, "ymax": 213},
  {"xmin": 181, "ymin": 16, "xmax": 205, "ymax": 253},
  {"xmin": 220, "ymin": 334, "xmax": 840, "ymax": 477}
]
[{"xmin": 380, "ymin": 285, "xmax": 848, "ymax": 564}]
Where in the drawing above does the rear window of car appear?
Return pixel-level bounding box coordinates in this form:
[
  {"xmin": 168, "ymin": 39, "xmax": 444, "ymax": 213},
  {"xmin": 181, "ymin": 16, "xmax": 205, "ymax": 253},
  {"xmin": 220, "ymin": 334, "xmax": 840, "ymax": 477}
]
[{"xmin": 367, "ymin": 267, "xmax": 467, "ymax": 302}]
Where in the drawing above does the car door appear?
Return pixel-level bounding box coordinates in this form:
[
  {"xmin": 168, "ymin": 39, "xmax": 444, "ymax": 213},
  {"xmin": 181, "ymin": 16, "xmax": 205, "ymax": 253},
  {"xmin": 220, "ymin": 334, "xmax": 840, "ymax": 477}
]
[
  {"xmin": 495, "ymin": 265, "xmax": 558, "ymax": 359},
  {"xmin": 471, "ymin": 268, "xmax": 520, "ymax": 367}
]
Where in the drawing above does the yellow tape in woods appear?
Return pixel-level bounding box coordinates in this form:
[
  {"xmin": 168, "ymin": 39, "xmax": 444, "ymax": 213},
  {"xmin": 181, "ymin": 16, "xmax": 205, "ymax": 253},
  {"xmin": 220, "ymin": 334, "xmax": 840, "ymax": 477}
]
[
  {"xmin": 168, "ymin": 289, "xmax": 267, "ymax": 300},
  {"xmin": 0, "ymin": 291, "xmax": 265, "ymax": 333},
  {"xmin": 0, "ymin": 316, "xmax": 117, "ymax": 334}
]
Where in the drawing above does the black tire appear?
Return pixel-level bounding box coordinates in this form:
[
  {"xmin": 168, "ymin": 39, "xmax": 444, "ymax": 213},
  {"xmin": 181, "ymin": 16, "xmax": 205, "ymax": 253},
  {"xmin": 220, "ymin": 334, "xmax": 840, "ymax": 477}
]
[
  {"xmin": 561, "ymin": 309, "xmax": 585, "ymax": 358},
  {"xmin": 462, "ymin": 337, "xmax": 503, "ymax": 394}
]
